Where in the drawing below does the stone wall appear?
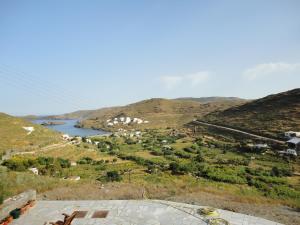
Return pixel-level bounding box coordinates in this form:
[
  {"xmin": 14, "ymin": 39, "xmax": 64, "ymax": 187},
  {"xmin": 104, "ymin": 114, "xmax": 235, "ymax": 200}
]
[{"xmin": 0, "ymin": 190, "xmax": 36, "ymax": 221}]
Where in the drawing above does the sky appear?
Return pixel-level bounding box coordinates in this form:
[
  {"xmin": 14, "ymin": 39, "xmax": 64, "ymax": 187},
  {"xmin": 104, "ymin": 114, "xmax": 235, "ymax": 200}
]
[{"xmin": 0, "ymin": 0, "xmax": 300, "ymax": 115}]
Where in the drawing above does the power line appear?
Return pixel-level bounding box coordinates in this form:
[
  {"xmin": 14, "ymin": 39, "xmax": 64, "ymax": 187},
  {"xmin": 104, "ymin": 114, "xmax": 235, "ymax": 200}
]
[{"xmin": 0, "ymin": 64, "xmax": 93, "ymax": 112}]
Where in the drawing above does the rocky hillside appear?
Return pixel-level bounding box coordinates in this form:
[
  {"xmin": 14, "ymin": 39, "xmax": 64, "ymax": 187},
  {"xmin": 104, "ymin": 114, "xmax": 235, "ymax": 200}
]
[
  {"xmin": 175, "ymin": 97, "xmax": 247, "ymax": 104},
  {"xmin": 75, "ymin": 98, "xmax": 246, "ymax": 130},
  {"xmin": 0, "ymin": 113, "xmax": 61, "ymax": 154},
  {"xmin": 202, "ymin": 88, "xmax": 300, "ymax": 138}
]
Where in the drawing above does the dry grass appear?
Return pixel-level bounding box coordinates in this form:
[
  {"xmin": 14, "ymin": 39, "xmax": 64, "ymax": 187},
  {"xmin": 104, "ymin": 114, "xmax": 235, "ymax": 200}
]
[{"xmin": 0, "ymin": 113, "xmax": 61, "ymax": 154}]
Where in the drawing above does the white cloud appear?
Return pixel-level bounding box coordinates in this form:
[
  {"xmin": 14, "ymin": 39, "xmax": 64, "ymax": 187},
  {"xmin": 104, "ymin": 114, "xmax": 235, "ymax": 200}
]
[
  {"xmin": 160, "ymin": 71, "xmax": 210, "ymax": 90},
  {"xmin": 160, "ymin": 76, "xmax": 183, "ymax": 90},
  {"xmin": 186, "ymin": 72, "xmax": 210, "ymax": 87},
  {"xmin": 243, "ymin": 62, "xmax": 300, "ymax": 80}
]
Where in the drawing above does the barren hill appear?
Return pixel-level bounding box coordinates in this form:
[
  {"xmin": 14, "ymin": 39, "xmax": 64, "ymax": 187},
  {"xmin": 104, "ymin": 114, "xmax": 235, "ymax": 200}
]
[
  {"xmin": 74, "ymin": 98, "xmax": 246, "ymax": 130},
  {"xmin": 0, "ymin": 113, "xmax": 60, "ymax": 154},
  {"xmin": 202, "ymin": 88, "xmax": 300, "ymax": 138}
]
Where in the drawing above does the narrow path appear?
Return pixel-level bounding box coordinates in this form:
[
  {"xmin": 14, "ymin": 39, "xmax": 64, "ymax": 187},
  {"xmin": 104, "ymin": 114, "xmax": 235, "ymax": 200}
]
[
  {"xmin": 3, "ymin": 142, "xmax": 72, "ymax": 160},
  {"xmin": 192, "ymin": 120, "xmax": 285, "ymax": 144}
]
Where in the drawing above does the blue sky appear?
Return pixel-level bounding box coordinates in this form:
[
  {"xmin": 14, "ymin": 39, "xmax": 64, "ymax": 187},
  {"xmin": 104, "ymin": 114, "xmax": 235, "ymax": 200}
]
[{"xmin": 0, "ymin": 0, "xmax": 299, "ymax": 115}]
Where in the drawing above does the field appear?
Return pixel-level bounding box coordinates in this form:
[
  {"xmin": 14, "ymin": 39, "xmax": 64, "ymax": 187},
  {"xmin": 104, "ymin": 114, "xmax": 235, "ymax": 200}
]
[{"xmin": 1, "ymin": 127, "xmax": 299, "ymax": 224}]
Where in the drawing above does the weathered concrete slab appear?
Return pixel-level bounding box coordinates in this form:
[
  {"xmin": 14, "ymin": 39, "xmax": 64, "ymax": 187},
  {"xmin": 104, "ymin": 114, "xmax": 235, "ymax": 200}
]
[
  {"xmin": 0, "ymin": 189, "xmax": 36, "ymax": 221},
  {"xmin": 11, "ymin": 200, "xmax": 283, "ymax": 225}
]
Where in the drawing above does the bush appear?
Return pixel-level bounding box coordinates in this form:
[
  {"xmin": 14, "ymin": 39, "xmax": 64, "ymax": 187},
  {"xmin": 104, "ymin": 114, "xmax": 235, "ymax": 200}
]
[
  {"xmin": 174, "ymin": 150, "xmax": 191, "ymax": 159},
  {"xmin": 270, "ymin": 166, "xmax": 293, "ymax": 177},
  {"xmin": 162, "ymin": 149, "xmax": 173, "ymax": 156},
  {"xmin": 271, "ymin": 185, "xmax": 300, "ymax": 199},
  {"xmin": 125, "ymin": 138, "xmax": 136, "ymax": 145},
  {"xmin": 37, "ymin": 157, "xmax": 54, "ymax": 165},
  {"xmin": 77, "ymin": 157, "xmax": 93, "ymax": 164},
  {"xmin": 57, "ymin": 158, "xmax": 70, "ymax": 168},
  {"xmin": 106, "ymin": 171, "xmax": 122, "ymax": 182},
  {"xmin": 169, "ymin": 162, "xmax": 190, "ymax": 175},
  {"xmin": 201, "ymin": 167, "xmax": 247, "ymax": 184},
  {"xmin": 2, "ymin": 158, "xmax": 27, "ymax": 171},
  {"xmin": 183, "ymin": 147, "xmax": 196, "ymax": 153},
  {"xmin": 194, "ymin": 153, "xmax": 205, "ymax": 163}
]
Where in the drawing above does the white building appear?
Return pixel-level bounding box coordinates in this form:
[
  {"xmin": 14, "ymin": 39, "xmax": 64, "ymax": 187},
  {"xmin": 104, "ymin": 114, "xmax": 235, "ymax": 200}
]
[
  {"xmin": 68, "ymin": 176, "xmax": 81, "ymax": 181},
  {"xmin": 62, "ymin": 134, "xmax": 71, "ymax": 140},
  {"xmin": 125, "ymin": 117, "xmax": 131, "ymax": 124},
  {"xmin": 23, "ymin": 127, "xmax": 35, "ymax": 135},
  {"xmin": 28, "ymin": 167, "xmax": 38, "ymax": 175},
  {"xmin": 279, "ymin": 149, "xmax": 298, "ymax": 156},
  {"xmin": 71, "ymin": 162, "xmax": 77, "ymax": 166},
  {"xmin": 285, "ymin": 131, "xmax": 300, "ymax": 139}
]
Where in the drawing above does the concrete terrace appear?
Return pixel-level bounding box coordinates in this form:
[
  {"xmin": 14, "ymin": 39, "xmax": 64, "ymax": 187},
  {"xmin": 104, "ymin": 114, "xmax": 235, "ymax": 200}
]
[{"xmin": 12, "ymin": 200, "xmax": 283, "ymax": 225}]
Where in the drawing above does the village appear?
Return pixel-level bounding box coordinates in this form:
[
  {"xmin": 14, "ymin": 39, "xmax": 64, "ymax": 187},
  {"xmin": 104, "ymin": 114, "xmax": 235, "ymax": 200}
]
[{"xmin": 7, "ymin": 123, "xmax": 298, "ymax": 184}]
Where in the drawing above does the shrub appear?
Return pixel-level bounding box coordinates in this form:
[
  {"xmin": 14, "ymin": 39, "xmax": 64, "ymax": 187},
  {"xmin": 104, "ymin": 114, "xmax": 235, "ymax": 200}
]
[
  {"xmin": 2, "ymin": 158, "xmax": 27, "ymax": 171},
  {"xmin": 37, "ymin": 157, "xmax": 54, "ymax": 165},
  {"xmin": 125, "ymin": 138, "xmax": 136, "ymax": 145},
  {"xmin": 270, "ymin": 166, "xmax": 293, "ymax": 177},
  {"xmin": 194, "ymin": 153, "xmax": 205, "ymax": 163},
  {"xmin": 202, "ymin": 167, "xmax": 247, "ymax": 184},
  {"xmin": 106, "ymin": 171, "xmax": 122, "ymax": 182},
  {"xmin": 183, "ymin": 147, "xmax": 196, "ymax": 153},
  {"xmin": 57, "ymin": 158, "xmax": 70, "ymax": 168},
  {"xmin": 162, "ymin": 149, "xmax": 173, "ymax": 156},
  {"xmin": 77, "ymin": 157, "xmax": 94, "ymax": 164},
  {"xmin": 174, "ymin": 150, "xmax": 191, "ymax": 159},
  {"xmin": 271, "ymin": 185, "xmax": 300, "ymax": 199},
  {"xmin": 169, "ymin": 162, "xmax": 190, "ymax": 175}
]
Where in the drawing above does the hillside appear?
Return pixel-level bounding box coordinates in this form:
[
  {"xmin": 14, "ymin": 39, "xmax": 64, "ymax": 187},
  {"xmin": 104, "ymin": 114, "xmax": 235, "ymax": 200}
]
[
  {"xmin": 0, "ymin": 113, "xmax": 61, "ymax": 154},
  {"xmin": 75, "ymin": 98, "xmax": 247, "ymax": 130},
  {"xmin": 202, "ymin": 88, "xmax": 300, "ymax": 138},
  {"xmin": 175, "ymin": 97, "xmax": 247, "ymax": 104}
]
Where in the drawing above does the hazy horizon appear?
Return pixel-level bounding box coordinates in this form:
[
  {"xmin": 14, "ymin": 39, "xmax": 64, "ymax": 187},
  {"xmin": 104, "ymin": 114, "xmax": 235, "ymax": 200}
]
[{"xmin": 1, "ymin": 0, "xmax": 300, "ymax": 115}]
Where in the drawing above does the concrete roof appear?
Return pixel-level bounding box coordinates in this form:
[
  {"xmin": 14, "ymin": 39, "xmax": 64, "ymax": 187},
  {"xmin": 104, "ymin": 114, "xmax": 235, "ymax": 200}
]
[
  {"xmin": 11, "ymin": 200, "xmax": 283, "ymax": 225},
  {"xmin": 287, "ymin": 137, "xmax": 300, "ymax": 144}
]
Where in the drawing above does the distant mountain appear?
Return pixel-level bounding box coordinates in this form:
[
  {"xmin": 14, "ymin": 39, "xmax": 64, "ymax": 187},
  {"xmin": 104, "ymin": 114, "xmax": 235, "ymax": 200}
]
[
  {"xmin": 72, "ymin": 98, "xmax": 246, "ymax": 130},
  {"xmin": 0, "ymin": 113, "xmax": 60, "ymax": 154},
  {"xmin": 45, "ymin": 109, "xmax": 97, "ymax": 120},
  {"xmin": 175, "ymin": 97, "xmax": 247, "ymax": 104},
  {"xmin": 202, "ymin": 88, "xmax": 300, "ymax": 138}
]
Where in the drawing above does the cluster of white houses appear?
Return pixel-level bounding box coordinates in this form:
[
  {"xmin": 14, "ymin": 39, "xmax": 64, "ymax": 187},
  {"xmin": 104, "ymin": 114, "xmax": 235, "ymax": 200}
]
[
  {"xmin": 114, "ymin": 128, "xmax": 142, "ymax": 138},
  {"xmin": 106, "ymin": 116, "xmax": 149, "ymax": 127}
]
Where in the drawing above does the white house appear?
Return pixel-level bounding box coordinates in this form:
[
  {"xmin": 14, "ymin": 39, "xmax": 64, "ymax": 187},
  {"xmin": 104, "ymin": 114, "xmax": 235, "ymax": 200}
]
[
  {"xmin": 107, "ymin": 122, "xmax": 114, "ymax": 126},
  {"xmin": 62, "ymin": 134, "xmax": 71, "ymax": 140},
  {"xmin": 284, "ymin": 131, "xmax": 300, "ymax": 139},
  {"xmin": 253, "ymin": 144, "xmax": 269, "ymax": 149},
  {"xmin": 279, "ymin": 149, "xmax": 298, "ymax": 156},
  {"xmin": 23, "ymin": 127, "xmax": 35, "ymax": 135},
  {"xmin": 71, "ymin": 162, "xmax": 77, "ymax": 166},
  {"xmin": 133, "ymin": 118, "xmax": 143, "ymax": 124},
  {"xmin": 287, "ymin": 137, "xmax": 300, "ymax": 152},
  {"xmin": 28, "ymin": 167, "xmax": 38, "ymax": 175},
  {"xmin": 67, "ymin": 176, "xmax": 81, "ymax": 181},
  {"xmin": 125, "ymin": 117, "xmax": 131, "ymax": 124}
]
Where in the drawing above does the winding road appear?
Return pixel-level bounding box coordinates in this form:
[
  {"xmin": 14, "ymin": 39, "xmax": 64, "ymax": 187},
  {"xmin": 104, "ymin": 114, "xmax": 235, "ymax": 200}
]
[{"xmin": 192, "ymin": 120, "xmax": 285, "ymax": 144}]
